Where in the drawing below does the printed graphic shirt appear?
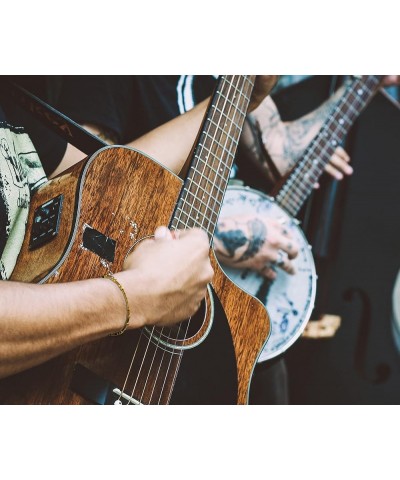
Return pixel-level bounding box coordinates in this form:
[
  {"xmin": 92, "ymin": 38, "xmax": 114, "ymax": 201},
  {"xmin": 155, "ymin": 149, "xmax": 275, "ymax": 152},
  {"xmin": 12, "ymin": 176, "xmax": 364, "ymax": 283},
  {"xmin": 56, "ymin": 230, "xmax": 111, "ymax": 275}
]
[{"xmin": 0, "ymin": 107, "xmax": 46, "ymax": 279}]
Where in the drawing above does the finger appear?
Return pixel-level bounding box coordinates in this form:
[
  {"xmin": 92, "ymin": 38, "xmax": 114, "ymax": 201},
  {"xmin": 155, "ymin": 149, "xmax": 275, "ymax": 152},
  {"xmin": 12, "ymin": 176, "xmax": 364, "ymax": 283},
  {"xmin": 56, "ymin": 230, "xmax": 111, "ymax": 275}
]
[
  {"xmin": 382, "ymin": 75, "xmax": 400, "ymax": 86},
  {"xmin": 329, "ymin": 153, "xmax": 353, "ymax": 175},
  {"xmin": 281, "ymin": 226, "xmax": 293, "ymax": 237},
  {"xmin": 333, "ymin": 146, "xmax": 350, "ymax": 162},
  {"xmin": 278, "ymin": 257, "xmax": 296, "ymax": 275},
  {"xmin": 171, "ymin": 229, "xmax": 181, "ymax": 240},
  {"xmin": 259, "ymin": 265, "xmax": 277, "ymax": 280},
  {"xmin": 324, "ymin": 163, "xmax": 344, "ymax": 180},
  {"xmin": 154, "ymin": 226, "xmax": 173, "ymax": 241},
  {"xmin": 274, "ymin": 237, "xmax": 299, "ymax": 260}
]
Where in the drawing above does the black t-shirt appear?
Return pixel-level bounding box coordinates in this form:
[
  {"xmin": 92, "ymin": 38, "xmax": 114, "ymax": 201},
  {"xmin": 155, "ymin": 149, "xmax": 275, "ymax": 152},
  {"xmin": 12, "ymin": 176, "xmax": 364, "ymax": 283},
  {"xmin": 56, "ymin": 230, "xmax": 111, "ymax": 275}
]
[
  {"xmin": 2, "ymin": 76, "xmax": 68, "ymax": 177},
  {"xmin": 56, "ymin": 75, "xmax": 217, "ymax": 142}
]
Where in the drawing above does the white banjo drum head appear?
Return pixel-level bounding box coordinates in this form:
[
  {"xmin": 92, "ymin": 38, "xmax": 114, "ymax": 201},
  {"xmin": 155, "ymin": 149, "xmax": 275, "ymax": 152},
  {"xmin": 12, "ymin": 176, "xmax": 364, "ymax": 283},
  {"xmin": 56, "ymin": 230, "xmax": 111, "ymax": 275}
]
[{"xmin": 219, "ymin": 186, "xmax": 317, "ymax": 362}]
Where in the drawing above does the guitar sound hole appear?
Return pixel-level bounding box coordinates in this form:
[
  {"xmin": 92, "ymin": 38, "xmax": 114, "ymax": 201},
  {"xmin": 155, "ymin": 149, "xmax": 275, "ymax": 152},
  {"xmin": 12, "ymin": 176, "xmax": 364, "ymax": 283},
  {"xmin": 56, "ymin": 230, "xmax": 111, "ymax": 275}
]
[{"xmin": 154, "ymin": 300, "xmax": 206, "ymax": 342}]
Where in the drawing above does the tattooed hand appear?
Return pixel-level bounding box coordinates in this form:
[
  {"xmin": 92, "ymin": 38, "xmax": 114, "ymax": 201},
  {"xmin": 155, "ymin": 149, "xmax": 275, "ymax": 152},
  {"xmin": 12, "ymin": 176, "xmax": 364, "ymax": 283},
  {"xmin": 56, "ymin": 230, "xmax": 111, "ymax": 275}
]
[
  {"xmin": 214, "ymin": 214, "xmax": 299, "ymax": 280},
  {"xmin": 242, "ymin": 88, "xmax": 353, "ymax": 183}
]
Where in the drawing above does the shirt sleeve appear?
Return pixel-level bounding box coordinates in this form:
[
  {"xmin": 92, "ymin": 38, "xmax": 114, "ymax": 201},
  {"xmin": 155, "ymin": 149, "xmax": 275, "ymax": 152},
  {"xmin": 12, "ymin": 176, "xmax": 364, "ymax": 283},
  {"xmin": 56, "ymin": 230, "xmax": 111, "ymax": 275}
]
[{"xmin": 57, "ymin": 76, "xmax": 135, "ymax": 144}]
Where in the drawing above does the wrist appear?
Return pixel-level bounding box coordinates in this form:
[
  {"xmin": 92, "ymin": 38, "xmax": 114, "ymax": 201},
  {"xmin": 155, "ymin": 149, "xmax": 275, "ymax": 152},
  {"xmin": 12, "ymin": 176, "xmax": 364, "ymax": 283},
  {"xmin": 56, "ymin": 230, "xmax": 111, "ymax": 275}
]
[
  {"xmin": 114, "ymin": 270, "xmax": 146, "ymax": 329},
  {"xmin": 103, "ymin": 272, "xmax": 130, "ymax": 336}
]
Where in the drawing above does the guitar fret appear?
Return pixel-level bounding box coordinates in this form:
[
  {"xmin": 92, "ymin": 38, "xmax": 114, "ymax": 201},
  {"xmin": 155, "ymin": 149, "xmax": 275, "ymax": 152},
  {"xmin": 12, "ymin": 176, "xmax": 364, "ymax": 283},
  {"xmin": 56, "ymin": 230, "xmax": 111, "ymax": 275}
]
[
  {"xmin": 203, "ymin": 130, "xmax": 238, "ymax": 154},
  {"xmin": 176, "ymin": 202, "xmax": 218, "ymax": 225},
  {"xmin": 215, "ymin": 91, "xmax": 248, "ymax": 118},
  {"xmin": 223, "ymin": 75, "xmax": 254, "ymax": 99},
  {"xmin": 182, "ymin": 187, "xmax": 222, "ymax": 208},
  {"xmin": 173, "ymin": 207, "xmax": 216, "ymax": 234},
  {"xmin": 187, "ymin": 176, "xmax": 226, "ymax": 199},
  {"xmin": 197, "ymin": 142, "xmax": 235, "ymax": 166},
  {"xmin": 346, "ymin": 98, "xmax": 364, "ymax": 117},
  {"xmin": 207, "ymin": 118, "xmax": 239, "ymax": 145},
  {"xmin": 194, "ymin": 156, "xmax": 229, "ymax": 179},
  {"xmin": 211, "ymin": 105, "xmax": 244, "ymax": 130}
]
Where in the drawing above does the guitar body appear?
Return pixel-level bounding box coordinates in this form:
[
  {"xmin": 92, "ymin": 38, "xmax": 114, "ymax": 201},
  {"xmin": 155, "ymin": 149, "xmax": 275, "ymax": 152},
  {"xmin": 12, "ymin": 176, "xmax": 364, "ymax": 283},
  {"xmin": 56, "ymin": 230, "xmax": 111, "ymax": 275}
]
[
  {"xmin": 221, "ymin": 185, "xmax": 316, "ymax": 361},
  {"xmin": 3, "ymin": 146, "xmax": 269, "ymax": 404}
]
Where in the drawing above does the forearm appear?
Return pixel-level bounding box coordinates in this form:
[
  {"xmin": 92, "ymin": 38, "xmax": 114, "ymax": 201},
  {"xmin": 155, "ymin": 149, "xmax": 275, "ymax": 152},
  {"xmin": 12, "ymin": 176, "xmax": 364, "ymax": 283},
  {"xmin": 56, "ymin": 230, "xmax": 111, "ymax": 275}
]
[
  {"xmin": 247, "ymin": 86, "xmax": 346, "ymax": 176},
  {"xmin": 50, "ymin": 99, "xmax": 210, "ymax": 179},
  {"xmin": 281, "ymin": 86, "xmax": 345, "ymax": 168},
  {"xmin": 127, "ymin": 98, "xmax": 210, "ymax": 174},
  {"xmin": 0, "ymin": 277, "xmax": 136, "ymax": 378}
]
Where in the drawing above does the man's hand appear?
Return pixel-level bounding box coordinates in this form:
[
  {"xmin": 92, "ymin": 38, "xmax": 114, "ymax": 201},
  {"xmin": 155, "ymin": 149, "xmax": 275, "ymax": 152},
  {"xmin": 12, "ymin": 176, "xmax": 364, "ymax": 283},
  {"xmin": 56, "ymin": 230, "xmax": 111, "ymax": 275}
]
[
  {"xmin": 117, "ymin": 227, "xmax": 213, "ymax": 328},
  {"xmin": 214, "ymin": 214, "xmax": 299, "ymax": 280},
  {"xmin": 382, "ymin": 75, "xmax": 400, "ymax": 86},
  {"xmin": 249, "ymin": 76, "xmax": 279, "ymax": 112},
  {"xmin": 317, "ymin": 146, "xmax": 352, "ymax": 185}
]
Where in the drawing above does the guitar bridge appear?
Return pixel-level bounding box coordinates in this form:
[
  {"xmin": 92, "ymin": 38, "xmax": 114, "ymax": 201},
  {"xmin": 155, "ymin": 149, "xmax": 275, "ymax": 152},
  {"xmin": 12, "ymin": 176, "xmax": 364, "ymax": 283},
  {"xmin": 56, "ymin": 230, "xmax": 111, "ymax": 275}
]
[{"xmin": 112, "ymin": 388, "xmax": 142, "ymax": 405}]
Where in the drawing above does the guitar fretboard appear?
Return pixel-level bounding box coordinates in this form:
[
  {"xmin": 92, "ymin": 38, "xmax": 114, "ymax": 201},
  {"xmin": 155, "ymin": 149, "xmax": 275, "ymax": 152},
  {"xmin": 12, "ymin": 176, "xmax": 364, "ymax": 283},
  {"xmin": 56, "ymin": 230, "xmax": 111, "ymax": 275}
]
[
  {"xmin": 170, "ymin": 75, "xmax": 256, "ymax": 238},
  {"xmin": 276, "ymin": 75, "xmax": 384, "ymax": 217}
]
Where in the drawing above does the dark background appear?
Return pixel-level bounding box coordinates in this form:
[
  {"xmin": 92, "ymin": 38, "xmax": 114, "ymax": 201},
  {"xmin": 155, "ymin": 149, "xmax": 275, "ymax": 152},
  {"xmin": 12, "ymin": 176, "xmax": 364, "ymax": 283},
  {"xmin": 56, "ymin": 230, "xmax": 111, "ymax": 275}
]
[{"xmin": 273, "ymin": 76, "xmax": 400, "ymax": 404}]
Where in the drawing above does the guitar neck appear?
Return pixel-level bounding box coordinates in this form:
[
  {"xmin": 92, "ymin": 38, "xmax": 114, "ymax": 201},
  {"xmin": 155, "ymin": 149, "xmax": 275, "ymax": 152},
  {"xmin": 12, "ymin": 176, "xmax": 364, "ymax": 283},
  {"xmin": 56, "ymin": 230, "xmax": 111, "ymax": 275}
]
[
  {"xmin": 170, "ymin": 75, "xmax": 256, "ymax": 238},
  {"xmin": 275, "ymin": 75, "xmax": 384, "ymax": 217}
]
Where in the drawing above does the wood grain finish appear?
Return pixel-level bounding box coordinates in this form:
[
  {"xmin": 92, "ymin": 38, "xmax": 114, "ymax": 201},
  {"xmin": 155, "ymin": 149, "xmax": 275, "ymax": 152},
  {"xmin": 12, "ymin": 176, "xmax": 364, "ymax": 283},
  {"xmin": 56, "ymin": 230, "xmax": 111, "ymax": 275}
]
[
  {"xmin": 211, "ymin": 253, "xmax": 270, "ymax": 404},
  {"xmin": 10, "ymin": 163, "xmax": 84, "ymax": 282}
]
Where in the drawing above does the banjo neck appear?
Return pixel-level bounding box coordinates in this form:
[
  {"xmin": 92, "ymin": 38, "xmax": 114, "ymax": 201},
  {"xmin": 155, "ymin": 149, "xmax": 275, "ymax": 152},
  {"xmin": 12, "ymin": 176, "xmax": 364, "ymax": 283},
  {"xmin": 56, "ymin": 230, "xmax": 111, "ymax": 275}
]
[{"xmin": 275, "ymin": 75, "xmax": 384, "ymax": 217}]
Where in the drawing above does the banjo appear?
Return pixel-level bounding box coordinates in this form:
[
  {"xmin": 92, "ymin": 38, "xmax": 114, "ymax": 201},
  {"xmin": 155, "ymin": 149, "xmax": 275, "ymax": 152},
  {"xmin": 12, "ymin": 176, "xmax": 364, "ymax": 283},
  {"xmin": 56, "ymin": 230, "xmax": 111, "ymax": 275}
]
[{"xmin": 220, "ymin": 75, "xmax": 384, "ymax": 362}]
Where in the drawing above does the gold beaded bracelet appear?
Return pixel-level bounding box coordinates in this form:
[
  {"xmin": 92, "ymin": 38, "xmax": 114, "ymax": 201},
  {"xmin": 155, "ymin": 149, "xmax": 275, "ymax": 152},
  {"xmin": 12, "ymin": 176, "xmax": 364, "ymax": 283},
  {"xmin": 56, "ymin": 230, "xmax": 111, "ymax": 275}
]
[{"xmin": 103, "ymin": 272, "xmax": 130, "ymax": 336}]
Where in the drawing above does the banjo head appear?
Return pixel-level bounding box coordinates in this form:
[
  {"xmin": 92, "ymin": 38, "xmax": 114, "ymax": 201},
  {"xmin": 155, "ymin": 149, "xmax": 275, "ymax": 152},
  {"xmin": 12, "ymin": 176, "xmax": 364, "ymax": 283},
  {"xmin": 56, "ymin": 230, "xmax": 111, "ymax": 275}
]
[{"xmin": 219, "ymin": 185, "xmax": 317, "ymax": 361}]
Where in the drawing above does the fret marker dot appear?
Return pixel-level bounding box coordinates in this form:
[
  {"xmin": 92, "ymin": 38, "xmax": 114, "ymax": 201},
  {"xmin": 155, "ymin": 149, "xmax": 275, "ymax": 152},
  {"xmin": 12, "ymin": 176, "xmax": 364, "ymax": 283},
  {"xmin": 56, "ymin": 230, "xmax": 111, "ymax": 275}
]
[
  {"xmin": 332, "ymin": 140, "xmax": 337, "ymax": 146},
  {"xmin": 339, "ymin": 118, "xmax": 344, "ymax": 124},
  {"xmin": 313, "ymin": 159, "xmax": 319, "ymax": 165},
  {"xmin": 357, "ymin": 89, "xmax": 363, "ymax": 95}
]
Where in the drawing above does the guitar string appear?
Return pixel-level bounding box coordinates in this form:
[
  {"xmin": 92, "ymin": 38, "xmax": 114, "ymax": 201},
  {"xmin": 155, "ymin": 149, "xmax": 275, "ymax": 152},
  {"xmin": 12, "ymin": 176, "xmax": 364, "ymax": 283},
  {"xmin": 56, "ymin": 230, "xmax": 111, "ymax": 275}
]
[
  {"xmin": 276, "ymin": 76, "xmax": 382, "ymax": 216},
  {"xmin": 277, "ymin": 76, "xmax": 380, "ymax": 214},
  {"xmin": 117, "ymin": 75, "xmax": 253, "ymax": 404}
]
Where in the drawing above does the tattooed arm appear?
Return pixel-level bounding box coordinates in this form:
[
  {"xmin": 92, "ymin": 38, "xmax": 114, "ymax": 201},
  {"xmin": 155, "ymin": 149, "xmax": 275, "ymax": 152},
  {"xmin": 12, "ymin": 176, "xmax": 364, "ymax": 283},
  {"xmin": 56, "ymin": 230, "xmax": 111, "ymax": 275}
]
[
  {"xmin": 240, "ymin": 87, "xmax": 353, "ymax": 183},
  {"xmin": 214, "ymin": 214, "xmax": 299, "ymax": 279}
]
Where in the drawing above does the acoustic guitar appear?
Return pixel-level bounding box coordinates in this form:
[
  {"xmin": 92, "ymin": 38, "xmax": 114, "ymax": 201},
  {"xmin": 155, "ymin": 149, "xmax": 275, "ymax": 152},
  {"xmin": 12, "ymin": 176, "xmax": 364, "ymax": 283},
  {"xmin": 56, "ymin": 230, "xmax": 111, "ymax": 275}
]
[{"xmin": 1, "ymin": 75, "xmax": 270, "ymax": 405}]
